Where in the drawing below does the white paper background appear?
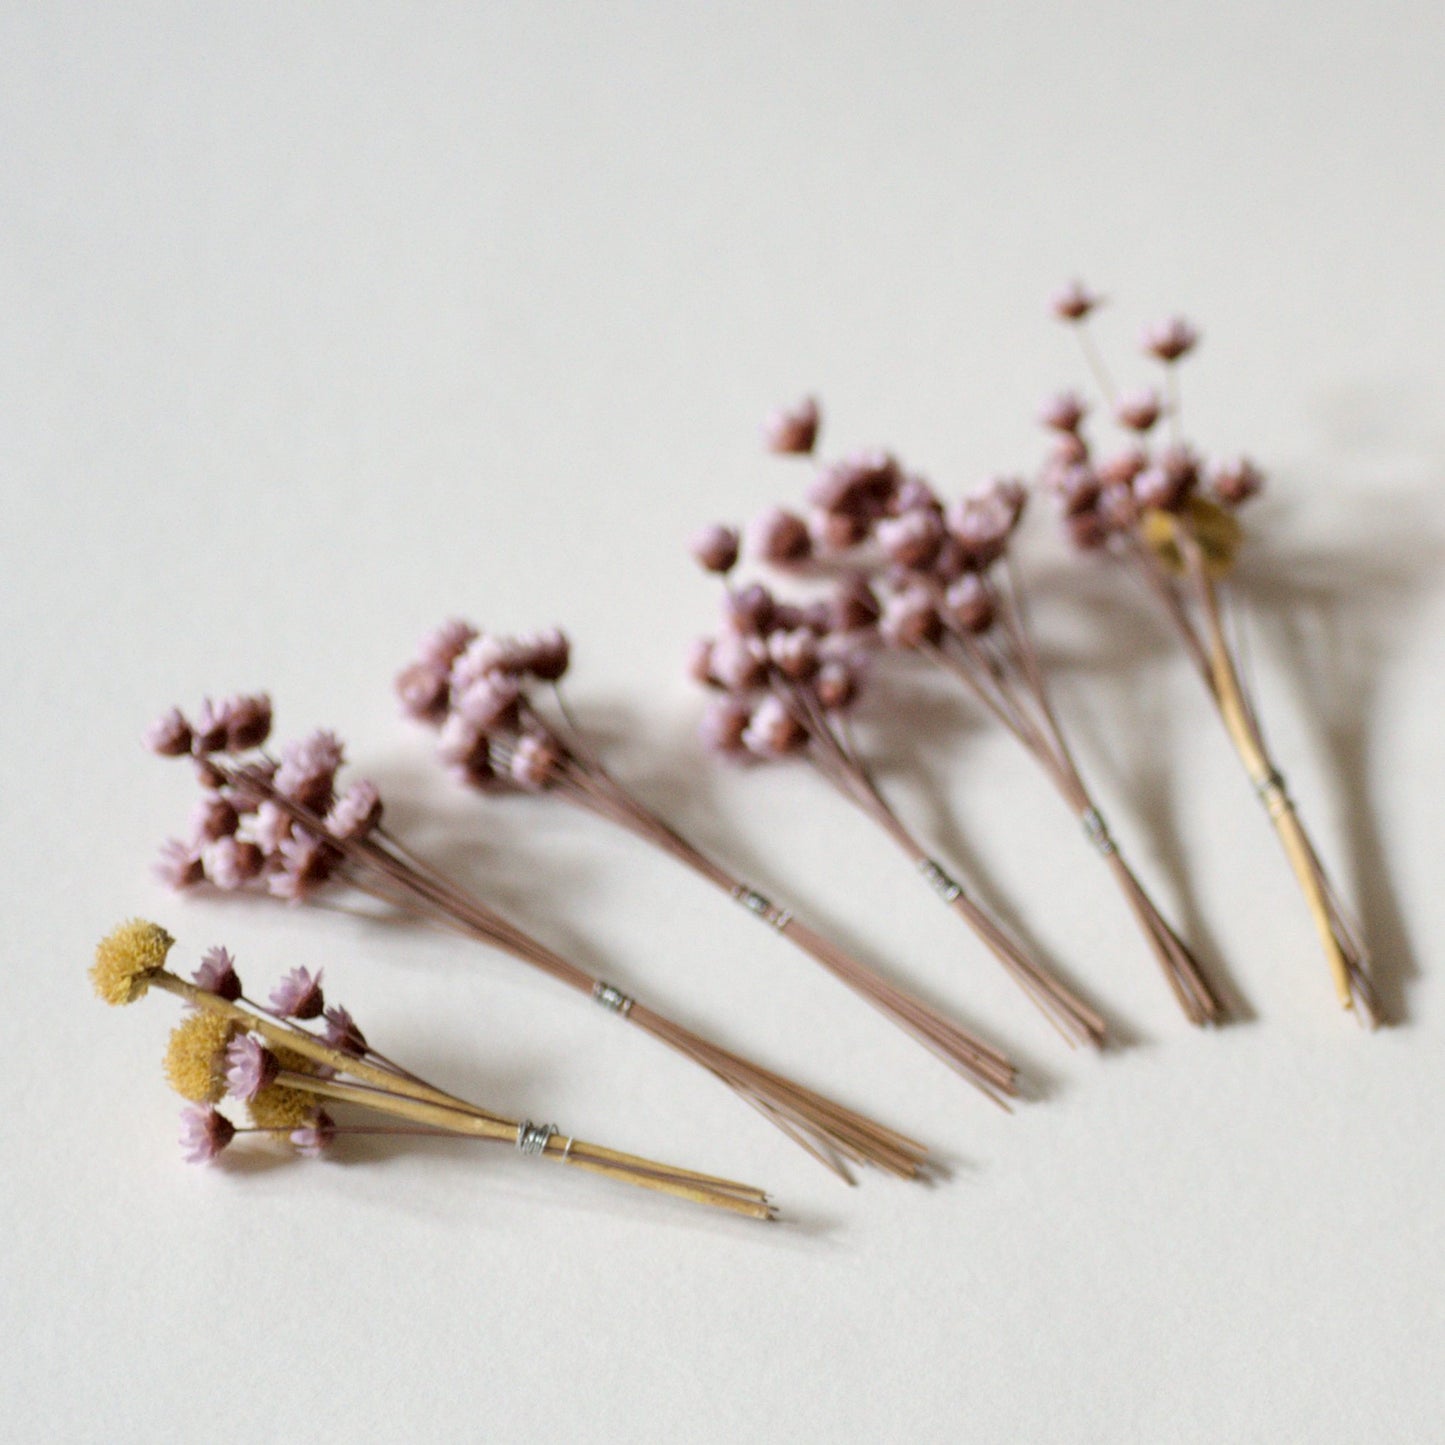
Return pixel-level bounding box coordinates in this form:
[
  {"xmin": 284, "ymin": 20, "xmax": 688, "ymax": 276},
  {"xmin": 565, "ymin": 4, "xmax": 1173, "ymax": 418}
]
[{"xmin": 3, "ymin": 5, "xmax": 1442, "ymax": 1441}]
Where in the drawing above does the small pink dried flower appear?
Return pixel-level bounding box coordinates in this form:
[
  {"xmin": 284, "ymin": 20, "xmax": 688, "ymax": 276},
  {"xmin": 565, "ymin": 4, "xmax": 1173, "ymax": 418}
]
[
  {"xmin": 179, "ymin": 1104, "xmax": 236, "ymax": 1164},
  {"xmin": 710, "ymin": 632, "xmax": 769, "ymax": 692},
  {"xmin": 879, "ymin": 586, "xmax": 942, "ymax": 650},
  {"xmin": 690, "ymin": 523, "xmax": 741, "ymax": 575},
  {"xmin": 220, "ymin": 694, "xmax": 273, "ymax": 751},
  {"xmin": 944, "ymin": 574, "xmax": 995, "ymax": 634},
  {"xmin": 1039, "ymin": 391, "xmax": 1088, "ymax": 433},
  {"xmin": 191, "ymin": 699, "xmax": 230, "ymax": 755},
  {"xmin": 814, "ymin": 659, "xmax": 857, "ymax": 711},
  {"xmin": 193, "ymin": 946, "xmax": 243, "ymax": 1002},
  {"xmin": 326, "ymin": 779, "xmax": 383, "ymax": 840},
  {"xmin": 144, "ymin": 708, "xmax": 193, "ymax": 758},
  {"xmin": 202, "ymin": 836, "xmax": 265, "ymax": 890},
  {"xmin": 155, "ymin": 838, "xmax": 204, "ymax": 890},
  {"xmin": 454, "ymin": 673, "xmax": 522, "ymax": 731},
  {"xmin": 1141, "ymin": 316, "xmax": 1200, "ymax": 363},
  {"xmin": 290, "ymin": 1109, "xmax": 337, "ymax": 1158},
  {"xmin": 1114, "ymin": 387, "xmax": 1163, "ymax": 433},
  {"xmin": 768, "ymin": 628, "xmax": 820, "ymax": 682},
  {"xmin": 1051, "ymin": 280, "xmax": 1102, "ymax": 322},
  {"xmin": 269, "ymin": 966, "xmax": 325, "ymax": 1019},
  {"xmin": 747, "ymin": 507, "xmax": 812, "ymax": 565},
  {"xmin": 322, "ymin": 1004, "xmax": 368, "ymax": 1056},
  {"xmin": 418, "ymin": 619, "xmax": 479, "ymax": 671},
  {"xmin": 519, "ymin": 629, "xmax": 571, "ymax": 682},
  {"xmin": 267, "ymin": 834, "xmax": 335, "ymax": 902},
  {"xmin": 1211, "ymin": 457, "xmax": 1265, "ymax": 507},
  {"xmin": 189, "ymin": 794, "xmax": 239, "ymax": 845},
  {"xmin": 699, "ymin": 696, "xmax": 753, "ymax": 754},
  {"xmin": 763, "ymin": 396, "xmax": 820, "ymax": 455},
  {"xmin": 742, "ymin": 696, "xmax": 807, "ymax": 758},
  {"xmin": 510, "ymin": 732, "xmax": 561, "ymax": 790},
  {"xmin": 224, "ymin": 1033, "xmax": 279, "ymax": 1101},
  {"xmin": 395, "ymin": 661, "xmax": 451, "ymax": 723},
  {"xmin": 877, "ymin": 508, "xmax": 945, "ymax": 569}
]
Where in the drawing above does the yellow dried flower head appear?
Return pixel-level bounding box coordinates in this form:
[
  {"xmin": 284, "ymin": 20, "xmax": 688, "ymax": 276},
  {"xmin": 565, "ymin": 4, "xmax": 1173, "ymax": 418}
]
[
  {"xmin": 248, "ymin": 1082, "xmax": 313, "ymax": 1131},
  {"xmin": 163, "ymin": 1013, "xmax": 235, "ymax": 1102},
  {"xmin": 91, "ymin": 919, "xmax": 175, "ymax": 1005}
]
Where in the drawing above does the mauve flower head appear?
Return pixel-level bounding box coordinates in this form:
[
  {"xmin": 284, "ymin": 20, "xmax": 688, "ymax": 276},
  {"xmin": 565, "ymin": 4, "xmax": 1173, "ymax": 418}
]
[
  {"xmin": 270, "ymin": 965, "xmax": 325, "ymax": 1019},
  {"xmin": 192, "ymin": 756, "xmax": 227, "ymax": 790},
  {"xmin": 690, "ymin": 523, "xmax": 741, "ymax": 575},
  {"xmin": 1050, "ymin": 280, "xmax": 1102, "ymax": 322},
  {"xmin": 1050, "ymin": 432, "xmax": 1090, "ymax": 468},
  {"xmin": 510, "ymin": 731, "xmax": 561, "ymax": 790},
  {"xmin": 191, "ymin": 698, "xmax": 230, "ymax": 755},
  {"xmin": 1115, "ymin": 387, "xmax": 1164, "ymax": 433},
  {"xmin": 890, "ymin": 473, "xmax": 942, "ymax": 517},
  {"xmin": 1039, "ymin": 391, "xmax": 1089, "ymax": 433},
  {"xmin": 768, "ymin": 628, "xmax": 820, "ymax": 682},
  {"xmin": 396, "ymin": 660, "xmax": 451, "ymax": 723},
  {"xmin": 877, "ymin": 508, "xmax": 945, "ymax": 570},
  {"xmin": 1141, "ymin": 315, "xmax": 1200, "ymax": 363},
  {"xmin": 1097, "ymin": 484, "xmax": 1140, "ymax": 532},
  {"xmin": 710, "ymin": 632, "xmax": 769, "ymax": 692},
  {"xmin": 193, "ymin": 946, "xmax": 243, "ymax": 1001},
  {"xmin": 323, "ymin": 1004, "xmax": 368, "ymax": 1057},
  {"xmin": 742, "ymin": 695, "xmax": 807, "ymax": 758},
  {"xmin": 290, "ymin": 1109, "xmax": 337, "ymax": 1158},
  {"xmin": 1211, "ymin": 456, "xmax": 1265, "ymax": 507},
  {"xmin": 946, "ymin": 494, "xmax": 1014, "ymax": 567},
  {"xmin": 275, "ymin": 731, "xmax": 345, "ymax": 813},
  {"xmin": 879, "ymin": 585, "xmax": 942, "ymax": 650},
  {"xmin": 830, "ymin": 574, "xmax": 881, "ymax": 634},
  {"xmin": 145, "ymin": 708, "xmax": 192, "ymax": 757},
  {"xmin": 451, "ymin": 635, "xmax": 527, "ymax": 693},
  {"xmin": 722, "ymin": 582, "xmax": 776, "ymax": 638},
  {"xmin": 418, "ymin": 619, "xmax": 478, "ymax": 671},
  {"xmin": 699, "ymin": 696, "xmax": 753, "ymax": 754},
  {"xmin": 326, "ymin": 778, "xmax": 383, "ymax": 841},
  {"xmin": 179, "ymin": 1104, "xmax": 236, "ymax": 1164},
  {"xmin": 454, "ymin": 672, "xmax": 522, "ymax": 731},
  {"xmin": 155, "ymin": 838, "xmax": 205, "ymax": 890},
  {"xmin": 1134, "ymin": 445, "xmax": 1198, "ymax": 512},
  {"xmin": 1050, "ymin": 463, "xmax": 1102, "ymax": 518},
  {"xmin": 1098, "ymin": 447, "xmax": 1148, "ymax": 488},
  {"xmin": 945, "ymin": 573, "xmax": 995, "ymax": 633},
  {"xmin": 437, "ymin": 710, "xmax": 489, "ymax": 771},
  {"xmin": 519, "ymin": 628, "xmax": 570, "ymax": 682},
  {"xmin": 932, "ymin": 536, "xmax": 969, "ymax": 585},
  {"xmin": 685, "ymin": 637, "xmax": 717, "ymax": 687},
  {"xmin": 747, "ymin": 506, "xmax": 812, "ymax": 565},
  {"xmin": 220, "ymin": 693, "xmax": 273, "ymax": 751},
  {"xmin": 189, "ymin": 794, "xmax": 239, "ymax": 845},
  {"xmin": 987, "ymin": 477, "xmax": 1029, "ymax": 526},
  {"xmin": 202, "ymin": 836, "xmax": 264, "ymax": 891},
  {"xmin": 267, "ymin": 833, "xmax": 335, "ymax": 902},
  {"xmin": 814, "ymin": 658, "xmax": 857, "ymax": 711},
  {"xmin": 224, "ymin": 1033, "xmax": 279, "ymax": 1101},
  {"xmin": 763, "ymin": 396, "xmax": 820, "ymax": 455},
  {"xmin": 248, "ymin": 801, "xmax": 293, "ymax": 855}
]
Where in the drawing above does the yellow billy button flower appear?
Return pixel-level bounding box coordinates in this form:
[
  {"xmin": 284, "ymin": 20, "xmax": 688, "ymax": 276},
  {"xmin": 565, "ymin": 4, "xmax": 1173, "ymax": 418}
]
[
  {"xmin": 163, "ymin": 1013, "xmax": 235, "ymax": 1103},
  {"xmin": 91, "ymin": 920, "xmax": 175, "ymax": 1005}
]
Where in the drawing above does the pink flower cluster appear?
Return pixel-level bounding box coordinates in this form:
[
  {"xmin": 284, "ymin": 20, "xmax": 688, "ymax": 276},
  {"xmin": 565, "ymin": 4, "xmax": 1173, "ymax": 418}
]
[
  {"xmin": 146, "ymin": 696, "xmax": 383, "ymax": 903},
  {"xmin": 395, "ymin": 621, "xmax": 571, "ymax": 792}
]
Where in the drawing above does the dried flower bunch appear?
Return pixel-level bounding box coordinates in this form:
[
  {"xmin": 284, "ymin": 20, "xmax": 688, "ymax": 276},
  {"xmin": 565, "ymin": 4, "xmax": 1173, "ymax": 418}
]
[
  {"xmin": 697, "ymin": 396, "xmax": 1223, "ymax": 1027},
  {"xmin": 1041, "ymin": 282, "xmax": 1377, "ymax": 1022},
  {"xmin": 688, "ymin": 464, "xmax": 1112, "ymax": 1048},
  {"xmin": 395, "ymin": 620, "xmax": 1017, "ymax": 1105},
  {"xmin": 91, "ymin": 920, "xmax": 775, "ymax": 1217},
  {"xmin": 146, "ymin": 693, "xmax": 928, "ymax": 1180}
]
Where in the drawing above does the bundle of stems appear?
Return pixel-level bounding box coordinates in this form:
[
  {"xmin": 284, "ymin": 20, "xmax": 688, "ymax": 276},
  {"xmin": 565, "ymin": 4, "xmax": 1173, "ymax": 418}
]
[
  {"xmin": 395, "ymin": 622, "xmax": 1018, "ymax": 1106},
  {"xmin": 1042, "ymin": 281, "xmax": 1377, "ymax": 1022},
  {"xmin": 681, "ymin": 529, "xmax": 1108, "ymax": 1049},
  {"xmin": 91, "ymin": 920, "xmax": 775, "ymax": 1217},
  {"xmin": 147, "ymin": 697, "xmax": 930, "ymax": 1179}
]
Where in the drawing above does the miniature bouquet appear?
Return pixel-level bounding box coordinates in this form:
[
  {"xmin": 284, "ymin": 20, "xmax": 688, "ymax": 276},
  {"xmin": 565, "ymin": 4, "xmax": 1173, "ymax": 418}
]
[
  {"xmin": 690, "ymin": 397, "xmax": 1223, "ymax": 1027},
  {"xmin": 1036, "ymin": 282, "xmax": 1377, "ymax": 1021},
  {"xmin": 686, "ymin": 493, "xmax": 1114, "ymax": 1047},
  {"xmin": 145, "ymin": 693, "xmax": 929, "ymax": 1179},
  {"xmin": 91, "ymin": 920, "xmax": 775, "ymax": 1217},
  {"xmin": 394, "ymin": 620, "xmax": 1018, "ymax": 1105}
]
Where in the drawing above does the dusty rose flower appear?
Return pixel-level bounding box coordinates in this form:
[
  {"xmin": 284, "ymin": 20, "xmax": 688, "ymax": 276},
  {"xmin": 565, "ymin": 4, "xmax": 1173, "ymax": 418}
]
[
  {"xmin": 1098, "ymin": 447, "xmax": 1148, "ymax": 487},
  {"xmin": 267, "ymin": 834, "xmax": 335, "ymax": 902},
  {"xmin": 248, "ymin": 801, "xmax": 293, "ymax": 854},
  {"xmin": 809, "ymin": 507, "xmax": 870, "ymax": 552},
  {"xmin": 1039, "ymin": 391, "xmax": 1088, "ymax": 433},
  {"xmin": 710, "ymin": 632, "xmax": 769, "ymax": 691},
  {"xmin": 155, "ymin": 838, "xmax": 205, "ymax": 890},
  {"xmin": 814, "ymin": 659, "xmax": 857, "ymax": 710},
  {"xmin": 768, "ymin": 628, "xmax": 820, "ymax": 681},
  {"xmin": 722, "ymin": 584, "xmax": 776, "ymax": 638},
  {"xmin": 395, "ymin": 660, "xmax": 450, "ymax": 722},
  {"xmin": 1097, "ymin": 484, "xmax": 1139, "ymax": 531},
  {"xmin": 219, "ymin": 694, "xmax": 273, "ymax": 751},
  {"xmin": 326, "ymin": 779, "xmax": 383, "ymax": 840},
  {"xmin": 193, "ymin": 946, "xmax": 243, "ymax": 1001},
  {"xmin": 1134, "ymin": 446, "xmax": 1198, "ymax": 511},
  {"xmin": 290, "ymin": 1109, "xmax": 337, "ymax": 1158},
  {"xmin": 830, "ymin": 575, "xmax": 881, "ymax": 633},
  {"xmin": 144, "ymin": 708, "xmax": 193, "ymax": 757},
  {"xmin": 454, "ymin": 673, "xmax": 521, "ymax": 731},
  {"xmin": 437, "ymin": 711, "xmax": 489, "ymax": 771},
  {"xmin": 452, "ymin": 635, "xmax": 528, "ymax": 691},
  {"xmin": 877, "ymin": 508, "xmax": 945, "ymax": 569},
  {"xmin": 269, "ymin": 966, "xmax": 325, "ymax": 1019},
  {"xmin": 1211, "ymin": 456, "xmax": 1265, "ymax": 506},
  {"xmin": 891, "ymin": 474, "xmax": 941, "ymax": 516},
  {"xmin": 191, "ymin": 699, "xmax": 230, "ymax": 755},
  {"xmin": 189, "ymin": 794, "xmax": 239, "ymax": 845},
  {"xmin": 224, "ymin": 1033, "xmax": 279, "ymax": 1101},
  {"xmin": 987, "ymin": 477, "xmax": 1029, "ymax": 525},
  {"xmin": 519, "ymin": 629, "xmax": 570, "ymax": 681},
  {"xmin": 1050, "ymin": 464, "xmax": 1101, "ymax": 518},
  {"xmin": 946, "ymin": 495, "xmax": 1014, "ymax": 565},
  {"xmin": 418, "ymin": 619, "xmax": 478, "ymax": 671},
  {"xmin": 179, "ymin": 1104, "xmax": 235, "ymax": 1164},
  {"xmin": 1050, "ymin": 280, "xmax": 1102, "ymax": 321},
  {"xmin": 1115, "ymin": 387, "xmax": 1163, "ymax": 432},
  {"xmin": 945, "ymin": 574, "xmax": 995, "ymax": 633},
  {"xmin": 747, "ymin": 507, "xmax": 812, "ymax": 564},
  {"xmin": 742, "ymin": 696, "xmax": 807, "ymax": 757},
  {"xmin": 685, "ymin": 637, "xmax": 717, "ymax": 687},
  {"xmin": 699, "ymin": 696, "xmax": 752, "ymax": 754},
  {"xmin": 202, "ymin": 836, "xmax": 264, "ymax": 891},
  {"xmin": 690, "ymin": 523, "xmax": 741, "ymax": 574},
  {"xmin": 510, "ymin": 732, "xmax": 560, "ymax": 790},
  {"xmin": 1141, "ymin": 316, "xmax": 1200, "ymax": 362},
  {"xmin": 763, "ymin": 396, "xmax": 820, "ymax": 455},
  {"xmin": 275, "ymin": 731, "xmax": 344, "ymax": 812},
  {"xmin": 879, "ymin": 586, "xmax": 941, "ymax": 649},
  {"xmin": 322, "ymin": 1005, "xmax": 368, "ymax": 1056}
]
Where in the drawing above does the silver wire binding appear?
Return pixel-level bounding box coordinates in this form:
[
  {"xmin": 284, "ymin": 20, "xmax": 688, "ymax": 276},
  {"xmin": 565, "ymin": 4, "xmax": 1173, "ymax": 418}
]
[
  {"xmin": 918, "ymin": 857, "xmax": 963, "ymax": 903},
  {"xmin": 731, "ymin": 884, "xmax": 792, "ymax": 931},
  {"xmin": 515, "ymin": 1120, "xmax": 557, "ymax": 1157},
  {"xmin": 592, "ymin": 981, "xmax": 634, "ymax": 1016},
  {"xmin": 1080, "ymin": 806, "xmax": 1118, "ymax": 857}
]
